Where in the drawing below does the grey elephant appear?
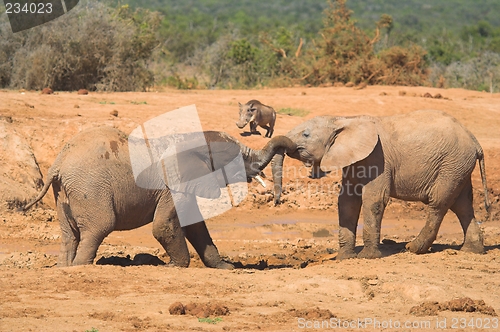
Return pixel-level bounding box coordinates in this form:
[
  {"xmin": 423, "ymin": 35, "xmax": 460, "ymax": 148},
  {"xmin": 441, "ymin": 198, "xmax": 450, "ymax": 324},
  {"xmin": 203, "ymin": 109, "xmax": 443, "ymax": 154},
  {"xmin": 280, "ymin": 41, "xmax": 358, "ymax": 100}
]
[
  {"xmin": 271, "ymin": 110, "xmax": 490, "ymax": 259},
  {"xmin": 236, "ymin": 100, "xmax": 276, "ymax": 138},
  {"xmin": 24, "ymin": 126, "xmax": 296, "ymax": 268}
]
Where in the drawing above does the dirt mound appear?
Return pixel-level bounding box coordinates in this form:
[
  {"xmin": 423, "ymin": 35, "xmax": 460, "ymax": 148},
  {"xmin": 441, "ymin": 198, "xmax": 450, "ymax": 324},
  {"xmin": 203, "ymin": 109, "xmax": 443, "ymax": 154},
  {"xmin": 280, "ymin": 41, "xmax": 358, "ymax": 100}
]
[
  {"xmin": 168, "ymin": 302, "xmax": 230, "ymax": 318},
  {"xmin": 0, "ymin": 119, "xmax": 43, "ymax": 210},
  {"xmin": 410, "ymin": 298, "xmax": 497, "ymax": 316},
  {"xmin": 288, "ymin": 307, "xmax": 336, "ymax": 320}
]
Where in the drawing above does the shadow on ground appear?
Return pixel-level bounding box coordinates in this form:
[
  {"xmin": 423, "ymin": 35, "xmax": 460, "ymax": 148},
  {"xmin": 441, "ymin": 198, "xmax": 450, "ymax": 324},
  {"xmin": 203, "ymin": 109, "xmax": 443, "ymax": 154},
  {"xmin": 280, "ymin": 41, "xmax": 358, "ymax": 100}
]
[
  {"xmin": 239, "ymin": 131, "xmax": 261, "ymax": 137},
  {"xmin": 96, "ymin": 253, "xmax": 166, "ymax": 266}
]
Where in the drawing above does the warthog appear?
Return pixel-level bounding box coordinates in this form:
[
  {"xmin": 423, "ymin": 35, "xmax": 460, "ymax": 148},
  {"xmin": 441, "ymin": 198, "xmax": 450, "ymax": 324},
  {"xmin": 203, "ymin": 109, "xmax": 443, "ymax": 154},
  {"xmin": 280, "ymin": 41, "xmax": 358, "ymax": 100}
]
[{"xmin": 236, "ymin": 100, "xmax": 276, "ymax": 138}]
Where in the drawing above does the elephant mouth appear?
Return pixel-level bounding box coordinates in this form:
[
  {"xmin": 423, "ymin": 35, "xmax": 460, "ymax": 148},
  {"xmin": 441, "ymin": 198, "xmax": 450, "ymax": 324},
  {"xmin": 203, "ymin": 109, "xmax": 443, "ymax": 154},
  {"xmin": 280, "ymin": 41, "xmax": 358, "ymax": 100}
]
[
  {"xmin": 287, "ymin": 147, "xmax": 313, "ymax": 166},
  {"xmin": 246, "ymin": 174, "xmax": 266, "ymax": 187}
]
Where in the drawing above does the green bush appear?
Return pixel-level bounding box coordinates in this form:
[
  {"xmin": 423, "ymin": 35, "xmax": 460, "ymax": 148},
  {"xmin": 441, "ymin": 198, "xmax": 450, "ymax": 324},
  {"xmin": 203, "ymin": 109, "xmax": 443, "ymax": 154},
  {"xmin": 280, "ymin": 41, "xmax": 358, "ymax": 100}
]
[
  {"xmin": 297, "ymin": 0, "xmax": 428, "ymax": 86},
  {"xmin": 0, "ymin": 0, "xmax": 160, "ymax": 91},
  {"xmin": 165, "ymin": 74, "xmax": 198, "ymax": 89}
]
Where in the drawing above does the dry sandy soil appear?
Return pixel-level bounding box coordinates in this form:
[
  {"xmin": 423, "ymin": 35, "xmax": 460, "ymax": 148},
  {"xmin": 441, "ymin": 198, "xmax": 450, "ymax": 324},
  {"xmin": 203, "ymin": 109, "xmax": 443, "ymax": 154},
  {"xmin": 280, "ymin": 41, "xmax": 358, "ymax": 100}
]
[{"xmin": 1, "ymin": 85, "xmax": 500, "ymax": 332}]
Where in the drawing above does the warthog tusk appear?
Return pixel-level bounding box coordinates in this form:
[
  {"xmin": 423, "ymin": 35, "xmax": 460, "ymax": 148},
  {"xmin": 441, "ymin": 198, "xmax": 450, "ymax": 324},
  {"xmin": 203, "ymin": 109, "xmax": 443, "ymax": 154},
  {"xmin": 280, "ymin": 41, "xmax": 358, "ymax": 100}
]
[{"xmin": 255, "ymin": 175, "xmax": 266, "ymax": 188}]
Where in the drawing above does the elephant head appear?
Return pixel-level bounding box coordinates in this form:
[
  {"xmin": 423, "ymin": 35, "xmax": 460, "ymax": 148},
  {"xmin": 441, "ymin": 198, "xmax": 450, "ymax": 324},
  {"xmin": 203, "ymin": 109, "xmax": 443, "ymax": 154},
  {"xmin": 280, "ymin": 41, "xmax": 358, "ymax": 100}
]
[
  {"xmin": 271, "ymin": 116, "xmax": 379, "ymax": 204},
  {"xmin": 135, "ymin": 131, "xmax": 297, "ymax": 200}
]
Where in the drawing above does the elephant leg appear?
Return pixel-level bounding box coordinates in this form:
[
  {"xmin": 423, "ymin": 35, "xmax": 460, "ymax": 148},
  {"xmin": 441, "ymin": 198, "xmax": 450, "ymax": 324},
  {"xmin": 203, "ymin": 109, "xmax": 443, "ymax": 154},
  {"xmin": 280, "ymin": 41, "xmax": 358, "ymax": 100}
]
[
  {"xmin": 72, "ymin": 216, "xmax": 114, "ymax": 265},
  {"xmin": 406, "ymin": 181, "xmax": 459, "ymax": 254},
  {"xmin": 152, "ymin": 194, "xmax": 190, "ymax": 267},
  {"xmin": 72, "ymin": 230, "xmax": 110, "ymax": 265},
  {"xmin": 337, "ymin": 186, "xmax": 362, "ymax": 260},
  {"xmin": 56, "ymin": 200, "xmax": 79, "ymax": 267},
  {"xmin": 450, "ymin": 179, "xmax": 484, "ymax": 254},
  {"xmin": 184, "ymin": 222, "xmax": 234, "ymax": 269},
  {"xmin": 70, "ymin": 197, "xmax": 115, "ymax": 265},
  {"xmin": 358, "ymin": 179, "xmax": 389, "ymax": 259},
  {"xmin": 405, "ymin": 206, "xmax": 447, "ymax": 254},
  {"xmin": 169, "ymin": 192, "xmax": 231, "ymax": 269}
]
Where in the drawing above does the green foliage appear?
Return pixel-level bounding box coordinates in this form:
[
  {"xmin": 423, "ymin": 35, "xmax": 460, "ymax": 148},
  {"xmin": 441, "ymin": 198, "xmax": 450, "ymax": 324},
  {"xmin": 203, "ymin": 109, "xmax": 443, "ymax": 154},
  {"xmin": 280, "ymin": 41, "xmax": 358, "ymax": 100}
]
[
  {"xmin": 2, "ymin": 0, "xmax": 499, "ymax": 91},
  {"xmin": 431, "ymin": 52, "xmax": 500, "ymax": 93},
  {"xmin": 278, "ymin": 108, "xmax": 310, "ymax": 117},
  {"xmin": 298, "ymin": 0, "xmax": 428, "ymax": 86},
  {"xmin": 85, "ymin": 328, "xmax": 99, "ymax": 332},
  {"xmin": 229, "ymin": 39, "xmax": 256, "ymax": 65},
  {"xmin": 165, "ymin": 74, "xmax": 199, "ymax": 89},
  {"xmin": 0, "ymin": 0, "xmax": 161, "ymax": 91},
  {"xmin": 198, "ymin": 317, "xmax": 223, "ymax": 324},
  {"xmin": 196, "ymin": 34, "xmax": 269, "ymax": 88}
]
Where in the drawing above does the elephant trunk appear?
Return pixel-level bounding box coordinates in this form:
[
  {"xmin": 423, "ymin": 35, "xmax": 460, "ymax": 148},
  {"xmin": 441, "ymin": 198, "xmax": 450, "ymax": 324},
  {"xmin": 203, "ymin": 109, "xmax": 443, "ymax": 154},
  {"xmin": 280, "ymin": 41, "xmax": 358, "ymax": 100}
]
[
  {"xmin": 245, "ymin": 136, "xmax": 296, "ymax": 176},
  {"xmin": 271, "ymin": 151, "xmax": 285, "ymax": 205}
]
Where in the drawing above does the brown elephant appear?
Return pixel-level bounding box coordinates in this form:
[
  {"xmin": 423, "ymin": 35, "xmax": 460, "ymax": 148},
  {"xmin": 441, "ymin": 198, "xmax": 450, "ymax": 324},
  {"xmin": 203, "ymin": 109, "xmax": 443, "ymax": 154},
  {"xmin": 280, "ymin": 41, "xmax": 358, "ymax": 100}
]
[
  {"xmin": 271, "ymin": 110, "xmax": 490, "ymax": 259},
  {"xmin": 24, "ymin": 126, "xmax": 296, "ymax": 268}
]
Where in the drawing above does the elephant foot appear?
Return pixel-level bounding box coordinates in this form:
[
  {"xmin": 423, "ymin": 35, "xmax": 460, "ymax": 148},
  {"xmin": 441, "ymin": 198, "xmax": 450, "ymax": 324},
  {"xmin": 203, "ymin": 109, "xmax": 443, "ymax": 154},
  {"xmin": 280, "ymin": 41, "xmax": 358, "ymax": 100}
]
[
  {"xmin": 461, "ymin": 242, "xmax": 485, "ymax": 254},
  {"xmin": 167, "ymin": 259, "xmax": 190, "ymax": 268},
  {"xmin": 405, "ymin": 240, "xmax": 431, "ymax": 254},
  {"xmin": 336, "ymin": 249, "xmax": 357, "ymax": 260},
  {"xmin": 215, "ymin": 260, "xmax": 234, "ymax": 270},
  {"xmin": 57, "ymin": 256, "xmax": 71, "ymax": 267},
  {"xmin": 357, "ymin": 247, "xmax": 382, "ymax": 259}
]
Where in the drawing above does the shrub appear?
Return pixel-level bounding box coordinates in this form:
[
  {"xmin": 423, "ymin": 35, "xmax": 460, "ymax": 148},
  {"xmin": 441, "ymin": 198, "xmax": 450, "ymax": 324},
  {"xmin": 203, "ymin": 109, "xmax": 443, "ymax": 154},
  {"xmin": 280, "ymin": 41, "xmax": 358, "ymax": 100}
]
[
  {"xmin": 436, "ymin": 52, "xmax": 500, "ymax": 92},
  {"xmin": 298, "ymin": 0, "xmax": 429, "ymax": 87},
  {"xmin": 0, "ymin": 0, "xmax": 161, "ymax": 91}
]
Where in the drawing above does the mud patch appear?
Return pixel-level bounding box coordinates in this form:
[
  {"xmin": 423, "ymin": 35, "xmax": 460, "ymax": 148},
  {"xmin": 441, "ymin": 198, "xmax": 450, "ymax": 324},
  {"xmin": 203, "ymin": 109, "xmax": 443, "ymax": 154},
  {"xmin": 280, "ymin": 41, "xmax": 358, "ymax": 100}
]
[
  {"xmin": 168, "ymin": 302, "xmax": 230, "ymax": 318},
  {"xmin": 288, "ymin": 307, "xmax": 336, "ymax": 320},
  {"xmin": 109, "ymin": 140, "xmax": 119, "ymax": 157},
  {"xmin": 410, "ymin": 298, "xmax": 497, "ymax": 316},
  {"xmin": 231, "ymin": 249, "xmax": 333, "ymax": 270},
  {"xmin": 313, "ymin": 228, "xmax": 331, "ymax": 237}
]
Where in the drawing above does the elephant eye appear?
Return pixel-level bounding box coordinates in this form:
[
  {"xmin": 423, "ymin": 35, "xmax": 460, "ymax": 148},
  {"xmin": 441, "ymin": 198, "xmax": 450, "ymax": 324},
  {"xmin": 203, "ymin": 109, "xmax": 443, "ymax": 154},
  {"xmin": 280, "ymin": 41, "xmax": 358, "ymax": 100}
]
[{"xmin": 303, "ymin": 131, "xmax": 310, "ymax": 138}]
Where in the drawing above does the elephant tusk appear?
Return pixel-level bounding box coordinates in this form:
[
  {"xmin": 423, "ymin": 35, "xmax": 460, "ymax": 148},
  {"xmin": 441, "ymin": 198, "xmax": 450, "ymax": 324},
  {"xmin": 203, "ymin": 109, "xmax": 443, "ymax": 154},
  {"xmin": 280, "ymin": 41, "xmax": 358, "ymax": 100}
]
[{"xmin": 255, "ymin": 175, "xmax": 266, "ymax": 187}]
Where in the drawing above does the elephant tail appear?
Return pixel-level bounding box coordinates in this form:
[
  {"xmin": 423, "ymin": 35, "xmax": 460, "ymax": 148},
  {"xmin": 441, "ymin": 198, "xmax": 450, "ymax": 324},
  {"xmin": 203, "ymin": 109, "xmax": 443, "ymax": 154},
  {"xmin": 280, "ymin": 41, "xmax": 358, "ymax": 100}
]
[
  {"xmin": 22, "ymin": 167, "xmax": 59, "ymax": 211},
  {"xmin": 477, "ymin": 148, "xmax": 491, "ymax": 216}
]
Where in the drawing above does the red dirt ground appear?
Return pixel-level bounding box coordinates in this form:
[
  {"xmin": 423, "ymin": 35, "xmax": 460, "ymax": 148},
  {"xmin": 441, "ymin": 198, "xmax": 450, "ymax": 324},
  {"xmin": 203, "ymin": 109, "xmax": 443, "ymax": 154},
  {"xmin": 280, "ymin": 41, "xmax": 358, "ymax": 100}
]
[{"xmin": 1, "ymin": 86, "xmax": 499, "ymax": 331}]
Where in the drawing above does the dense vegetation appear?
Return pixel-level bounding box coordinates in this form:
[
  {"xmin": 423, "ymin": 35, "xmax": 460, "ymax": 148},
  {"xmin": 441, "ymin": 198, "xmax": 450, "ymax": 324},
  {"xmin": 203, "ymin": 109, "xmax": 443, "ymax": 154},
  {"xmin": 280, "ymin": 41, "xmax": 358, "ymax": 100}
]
[{"xmin": 1, "ymin": 0, "xmax": 499, "ymax": 91}]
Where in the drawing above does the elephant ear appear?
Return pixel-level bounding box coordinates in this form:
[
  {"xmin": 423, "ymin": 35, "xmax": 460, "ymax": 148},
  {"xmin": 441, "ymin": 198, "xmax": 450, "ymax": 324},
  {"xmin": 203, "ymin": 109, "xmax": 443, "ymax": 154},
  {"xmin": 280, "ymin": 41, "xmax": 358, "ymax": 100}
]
[
  {"xmin": 320, "ymin": 117, "xmax": 379, "ymax": 172},
  {"xmin": 161, "ymin": 143, "xmax": 221, "ymax": 199}
]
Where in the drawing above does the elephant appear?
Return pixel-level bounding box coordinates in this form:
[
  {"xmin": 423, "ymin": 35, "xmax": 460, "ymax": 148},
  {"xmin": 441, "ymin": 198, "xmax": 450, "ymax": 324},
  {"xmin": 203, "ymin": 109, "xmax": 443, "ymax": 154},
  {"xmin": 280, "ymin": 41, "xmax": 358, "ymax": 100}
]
[
  {"xmin": 236, "ymin": 100, "xmax": 276, "ymax": 138},
  {"xmin": 271, "ymin": 110, "xmax": 490, "ymax": 259},
  {"xmin": 23, "ymin": 126, "xmax": 296, "ymax": 268}
]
